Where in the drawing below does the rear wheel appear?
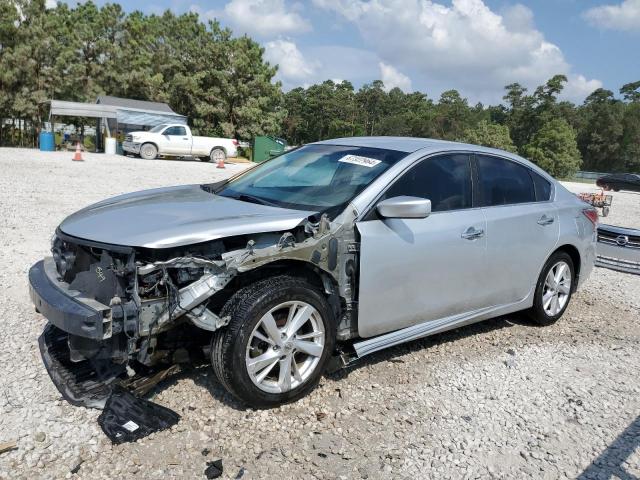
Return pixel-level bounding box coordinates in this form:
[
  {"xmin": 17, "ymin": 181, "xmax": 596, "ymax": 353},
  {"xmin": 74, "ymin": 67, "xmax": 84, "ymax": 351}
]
[
  {"xmin": 528, "ymin": 252, "xmax": 574, "ymax": 326},
  {"xmin": 209, "ymin": 148, "xmax": 226, "ymax": 163},
  {"xmin": 140, "ymin": 143, "xmax": 158, "ymax": 160},
  {"xmin": 211, "ymin": 276, "xmax": 335, "ymax": 408}
]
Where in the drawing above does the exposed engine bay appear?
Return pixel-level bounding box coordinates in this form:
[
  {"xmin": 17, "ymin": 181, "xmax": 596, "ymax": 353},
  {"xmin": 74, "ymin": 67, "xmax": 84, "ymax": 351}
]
[{"xmin": 35, "ymin": 208, "xmax": 360, "ymax": 408}]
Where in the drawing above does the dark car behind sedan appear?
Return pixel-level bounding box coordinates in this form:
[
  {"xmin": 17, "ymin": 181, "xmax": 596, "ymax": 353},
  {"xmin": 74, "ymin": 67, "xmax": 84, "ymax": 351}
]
[{"xmin": 596, "ymin": 173, "xmax": 640, "ymax": 192}]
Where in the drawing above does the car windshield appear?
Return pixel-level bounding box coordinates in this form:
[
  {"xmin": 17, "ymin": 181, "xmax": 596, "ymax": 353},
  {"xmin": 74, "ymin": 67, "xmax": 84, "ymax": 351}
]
[
  {"xmin": 149, "ymin": 124, "xmax": 168, "ymax": 133},
  {"xmin": 216, "ymin": 144, "xmax": 407, "ymax": 217}
]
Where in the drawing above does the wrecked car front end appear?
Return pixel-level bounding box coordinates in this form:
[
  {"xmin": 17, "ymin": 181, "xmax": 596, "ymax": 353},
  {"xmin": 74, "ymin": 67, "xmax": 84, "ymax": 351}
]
[{"xmin": 30, "ymin": 202, "xmax": 358, "ymax": 408}]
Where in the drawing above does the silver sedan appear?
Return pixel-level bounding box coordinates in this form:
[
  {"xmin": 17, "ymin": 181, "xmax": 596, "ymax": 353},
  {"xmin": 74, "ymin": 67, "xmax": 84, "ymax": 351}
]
[{"xmin": 30, "ymin": 137, "xmax": 598, "ymax": 408}]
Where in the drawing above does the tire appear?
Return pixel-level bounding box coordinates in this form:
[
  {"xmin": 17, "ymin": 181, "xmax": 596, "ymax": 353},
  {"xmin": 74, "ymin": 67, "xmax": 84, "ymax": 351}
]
[
  {"xmin": 140, "ymin": 143, "xmax": 158, "ymax": 160},
  {"xmin": 528, "ymin": 251, "xmax": 575, "ymax": 326},
  {"xmin": 209, "ymin": 147, "xmax": 226, "ymax": 163},
  {"xmin": 211, "ymin": 275, "xmax": 335, "ymax": 408}
]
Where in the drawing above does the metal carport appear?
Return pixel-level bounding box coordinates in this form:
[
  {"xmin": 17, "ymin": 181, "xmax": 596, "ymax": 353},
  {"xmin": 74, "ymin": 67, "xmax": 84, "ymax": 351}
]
[{"xmin": 49, "ymin": 97, "xmax": 187, "ymax": 152}]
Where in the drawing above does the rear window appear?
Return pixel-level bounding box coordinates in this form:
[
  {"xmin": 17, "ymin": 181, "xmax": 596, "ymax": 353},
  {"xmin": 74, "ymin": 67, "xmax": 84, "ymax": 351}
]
[
  {"xmin": 531, "ymin": 170, "xmax": 552, "ymax": 201},
  {"xmin": 477, "ymin": 155, "xmax": 535, "ymax": 206}
]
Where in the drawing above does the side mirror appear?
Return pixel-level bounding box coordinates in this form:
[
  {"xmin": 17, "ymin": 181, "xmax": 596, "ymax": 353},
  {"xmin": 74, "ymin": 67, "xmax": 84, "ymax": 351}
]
[{"xmin": 376, "ymin": 196, "xmax": 431, "ymax": 219}]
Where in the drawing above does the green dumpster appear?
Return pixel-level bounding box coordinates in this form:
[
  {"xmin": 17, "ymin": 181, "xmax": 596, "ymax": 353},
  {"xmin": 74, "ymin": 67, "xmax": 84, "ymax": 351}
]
[{"xmin": 252, "ymin": 136, "xmax": 286, "ymax": 162}]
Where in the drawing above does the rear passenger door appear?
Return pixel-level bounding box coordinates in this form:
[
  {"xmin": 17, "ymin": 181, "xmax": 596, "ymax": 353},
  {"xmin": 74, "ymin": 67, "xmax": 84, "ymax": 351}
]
[{"xmin": 476, "ymin": 154, "xmax": 559, "ymax": 307}]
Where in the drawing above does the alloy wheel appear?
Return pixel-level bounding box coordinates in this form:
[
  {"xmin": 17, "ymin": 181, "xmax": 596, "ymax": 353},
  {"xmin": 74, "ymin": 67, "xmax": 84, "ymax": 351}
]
[
  {"xmin": 141, "ymin": 144, "xmax": 156, "ymax": 159},
  {"xmin": 211, "ymin": 149, "xmax": 225, "ymax": 163},
  {"xmin": 245, "ymin": 301, "xmax": 325, "ymax": 394},
  {"xmin": 542, "ymin": 261, "xmax": 572, "ymax": 316}
]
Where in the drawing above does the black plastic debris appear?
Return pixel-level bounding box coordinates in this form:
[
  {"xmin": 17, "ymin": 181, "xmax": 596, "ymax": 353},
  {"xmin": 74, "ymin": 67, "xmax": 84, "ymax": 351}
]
[
  {"xmin": 97, "ymin": 386, "xmax": 180, "ymax": 444},
  {"xmin": 204, "ymin": 459, "xmax": 223, "ymax": 479}
]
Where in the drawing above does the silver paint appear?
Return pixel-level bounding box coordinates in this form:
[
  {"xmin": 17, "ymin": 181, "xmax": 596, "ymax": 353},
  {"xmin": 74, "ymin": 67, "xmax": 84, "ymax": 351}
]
[
  {"xmin": 59, "ymin": 185, "xmax": 317, "ymax": 248},
  {"xmin": 376, "ymin": 196, "xmax": 431, "ymax": 219}
]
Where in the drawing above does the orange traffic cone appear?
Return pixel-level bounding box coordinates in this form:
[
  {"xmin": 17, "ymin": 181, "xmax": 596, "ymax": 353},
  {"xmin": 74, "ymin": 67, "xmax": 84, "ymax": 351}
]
[
  {"xmin": 72, "ymin": 142, "xmax": 83, "ymax": 162},
  {"xmin": 216, "ymin": 156, "xmax": 225, "ymax": 169}
]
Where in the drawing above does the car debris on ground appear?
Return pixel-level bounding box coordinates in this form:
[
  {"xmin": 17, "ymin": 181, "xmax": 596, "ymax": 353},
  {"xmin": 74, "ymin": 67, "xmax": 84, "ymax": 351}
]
[
  {"xmin": 97, "ymin": 386, "xmax": 180, "ymax": 444},
  {"xmin": 204, "ymin": 458, "xmax": 223, "ymax": 479},
  {"xmin": 595, "ymin": 224, "xmax": 640, "ymax": 275}
]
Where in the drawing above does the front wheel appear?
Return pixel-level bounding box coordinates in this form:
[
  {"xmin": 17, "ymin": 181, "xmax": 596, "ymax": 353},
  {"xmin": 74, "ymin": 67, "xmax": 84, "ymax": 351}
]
[
  {"xmin": 211, "ymin": 276, "xmax": 335, "ymax": 408},
  {"xmin": 528, "ymin": 251, "xmax": 574, "ymax": 326},
  {"xmin": 140, "ymin": 143, "xmax": 158, "ymax": 160}
]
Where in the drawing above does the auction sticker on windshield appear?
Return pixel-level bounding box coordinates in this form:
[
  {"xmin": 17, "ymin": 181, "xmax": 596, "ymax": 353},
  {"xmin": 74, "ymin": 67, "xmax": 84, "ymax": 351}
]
[{"xmin": 338, "ymin": 155, "xmax": 382, "ymax": 168}]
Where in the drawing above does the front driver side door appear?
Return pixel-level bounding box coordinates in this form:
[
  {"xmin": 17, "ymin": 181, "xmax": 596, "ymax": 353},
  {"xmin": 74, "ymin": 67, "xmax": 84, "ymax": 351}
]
[
  {"xmin": 356, "ymin": 153, "xmax": 489, "ymax": 338},
  {"xmin": 161, "ymin": 126, "xmax": 191, "ymax": 155}
]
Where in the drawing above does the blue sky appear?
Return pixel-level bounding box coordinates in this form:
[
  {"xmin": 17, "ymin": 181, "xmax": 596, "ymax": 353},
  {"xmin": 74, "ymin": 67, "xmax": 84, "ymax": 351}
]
[{"xmin": 59, "ymin": 0, "xmax": 640, "ymax": 104}]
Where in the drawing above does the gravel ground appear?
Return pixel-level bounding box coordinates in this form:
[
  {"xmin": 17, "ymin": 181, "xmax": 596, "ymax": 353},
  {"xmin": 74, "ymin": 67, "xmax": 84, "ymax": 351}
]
[{"xmin": 0, "ymin": 148, "xmax": 638, "ymax": 480}]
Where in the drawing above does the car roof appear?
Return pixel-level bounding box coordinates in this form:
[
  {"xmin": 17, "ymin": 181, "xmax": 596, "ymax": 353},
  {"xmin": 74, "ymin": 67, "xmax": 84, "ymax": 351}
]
[
  {"xmin": 311, "ymin": 136, "xmax": 553, "ymax": 180},
  {"xmin": 313, "ymin": 136, "xmax": 513, "ymax": 156}
]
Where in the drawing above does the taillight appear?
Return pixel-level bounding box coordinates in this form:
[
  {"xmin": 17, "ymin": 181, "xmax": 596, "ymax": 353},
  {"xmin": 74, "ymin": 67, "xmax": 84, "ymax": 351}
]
[
  {"xmin": 583, "ymin": 208, "xmax": 598, "ymax": 227},
  {"xmin": 232, "ymin": 139, "xmax": 239, "ymax": 146}
]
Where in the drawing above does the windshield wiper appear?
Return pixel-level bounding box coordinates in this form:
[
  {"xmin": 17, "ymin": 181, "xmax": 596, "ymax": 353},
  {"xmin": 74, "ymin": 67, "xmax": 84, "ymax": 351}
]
[{"xmin": 229, "ymin": 194, "xmax": 278, "ymax": 207}]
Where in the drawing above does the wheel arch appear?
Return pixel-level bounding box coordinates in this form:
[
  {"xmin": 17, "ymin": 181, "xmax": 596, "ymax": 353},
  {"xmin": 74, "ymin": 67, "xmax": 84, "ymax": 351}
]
[
  {"xmin": 210, "ymin": 145, "xmax": 227, "ymax": 155},
  {"xmin": 208, "ymin": 259, "xmax": 342, "ymax": 322},
  {"xmin": 550, "ymin": 244, "xmax": 581, "ymax": 285}
]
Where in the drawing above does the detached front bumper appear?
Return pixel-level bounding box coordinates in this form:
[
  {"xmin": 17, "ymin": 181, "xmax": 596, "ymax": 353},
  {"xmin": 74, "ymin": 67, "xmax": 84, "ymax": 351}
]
[
  {"xmin": 29, "ymin": 258, "xmax": 113, "ymax": 340},
  {"xmin": 596, "ymin": 224, "xmax": 640, "ymax": 275},
  {"xmin": 39, "ymin": 324, "xmax": 123, "ymax": 408},
  {"xmin": 122, "ymin": 141, "xmax": 141, "ymax": 154},
  {"xmin": 30, "ymin": 258, "xmax": 127, "ymax": 408}
]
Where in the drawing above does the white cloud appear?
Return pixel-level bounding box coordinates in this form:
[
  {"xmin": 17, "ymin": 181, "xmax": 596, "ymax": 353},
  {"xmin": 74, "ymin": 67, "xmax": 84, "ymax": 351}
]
[
  {"xmin": 45, "ymin": 0, "xmax": 57, "ymax": 8},
  {"xmin": 224, "ymin": 0, "xmax": 311, "ymax": 37},
  {"xmin": 313, "ymin": 0, "xmax": 602, "ymax": 103},
  {"xmin": 303, "ymin": 45, "xmax": 380, "ymax": 86},
  {"xmin": 561, "ymin": 75, "xmax": 604, "ymax": 102},
  {"xmin": 264, "ymin": 39, "xmax": 319, "ymax": 86},
  {"xmin": 379, "ymin": 62, "xmax": 412, "ymax": 92},
  {"xmin": 583, "ymin": 0, "xmax": 640, "ymax": 32}
]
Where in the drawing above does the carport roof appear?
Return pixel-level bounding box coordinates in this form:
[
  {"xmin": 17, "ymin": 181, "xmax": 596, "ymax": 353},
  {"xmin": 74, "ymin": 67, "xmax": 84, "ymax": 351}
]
[
  {"xmin": 50, "ymin": 100, "xmax": 118, "ymax": 118},
  {"xmin": 50, "ymin": 99, "xmax": 185, "ymax": 118},
  {"xmin": 96, "ymin": 95, "xmax": 177, "ymax": 114}
]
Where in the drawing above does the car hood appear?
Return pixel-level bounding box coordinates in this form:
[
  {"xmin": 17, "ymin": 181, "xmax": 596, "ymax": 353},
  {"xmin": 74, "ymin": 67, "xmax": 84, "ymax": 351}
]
[{"xmin": 59, "ymin": 185, "xmax": 317, "ymax": 249}]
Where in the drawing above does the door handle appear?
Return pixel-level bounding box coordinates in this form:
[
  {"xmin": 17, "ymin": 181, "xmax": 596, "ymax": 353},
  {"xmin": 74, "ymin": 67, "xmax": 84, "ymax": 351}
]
[
  {"xmin": 537, "ymin": 215, "xmax": 555, "ymax": 226},
  {"xmin": 461, "ymin": 226, "xmax": 484, "ymax": 240},
  {"xmin": 182, "ymin": 137, "xmax": 189, "ymax": 140}
]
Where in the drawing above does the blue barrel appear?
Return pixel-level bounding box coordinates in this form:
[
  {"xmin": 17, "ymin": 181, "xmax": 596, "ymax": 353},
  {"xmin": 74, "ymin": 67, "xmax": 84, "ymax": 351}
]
[{"xmin": 39, "ymin": 132, "xmax": 55, "ymax": 151}]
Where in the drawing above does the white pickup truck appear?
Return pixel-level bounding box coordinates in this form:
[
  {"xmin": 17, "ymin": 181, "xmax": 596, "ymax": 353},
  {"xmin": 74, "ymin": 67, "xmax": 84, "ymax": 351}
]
[{"xmin": 122, "ymin": 124, "xmax": 238, "ymax": 162}]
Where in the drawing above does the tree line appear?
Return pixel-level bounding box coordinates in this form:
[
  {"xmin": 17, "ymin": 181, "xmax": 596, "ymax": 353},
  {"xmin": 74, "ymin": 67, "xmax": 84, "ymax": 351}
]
[
  {"xmin": 1, "ymin": 0, "xmax": 639, "ymax": 177},
  {"xmin": 284, "ymin": 77, "xmax": 640, "ymax": 177}
]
